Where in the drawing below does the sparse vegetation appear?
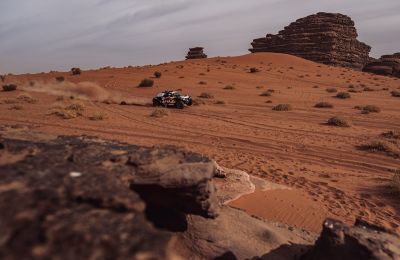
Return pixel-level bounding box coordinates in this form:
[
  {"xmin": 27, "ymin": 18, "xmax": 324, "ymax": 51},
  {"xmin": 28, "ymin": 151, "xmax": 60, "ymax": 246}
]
[
  {"xmin": 315, "ymin": 102, "xmax": 333, "ymax": 108},
  {"xmin": 392, "ymin": 169, "xmax": 400, "ymax": 191},
  {"xmin": 363, "ymin": 87, "xmax": 374, "ymax": 92},
  {"xmin": 89, "ymin": 112, "xmax": 108, "ymax": 121},
  {"xmin": 361, "ymin": 105, "xmax": 381, "ymax": 114},
  {"xmin": 336, "ymin": 92, "xmax": 351, "ymax": 99},
  {"xmin": 198, "ymin": 81, "xmax": 207, "ymax": 85},
  {"xmin": 56, "ymin": 76, "xmax": 65, "ymax": 82},
  {"xmin": 215, "ymin": 100, "xmax": 226, "ymax": 105},
  {"xmin": 17, "ymin": 94, "xmax": 37, "ymax": 104},
  {"xmin": 150, "ymin": 109, "xmax": 169, "ymax": 118},
  {"xmin": 50, "ymin": 102, "xmax": 85, "ymax": 119},
  {"xmin": 138, "ymin": 79, "xmax": 154, "ymax": 87},
  {"xmin": 223, "ymin": 85, "xmax": 235, "ymax": 90},
  {"xmin": 391, "ymin": 90, "xmax": 400, "ymax": 97},
  {"xmin": 272, "ymin": 104, "xmax": 292, "ymax": 111},
  {"xmin": 360, "ymin": 140, "xmax": 399, "ymax": 158},
  {"xmin": 381, "ymin": 130, "xmax": 400, "ymax": 140},
  {"xmin": 198, "ymin": 92, "xmax": 214, "ymax": 99},
  {"xmin": 71, "ymin": 68, "xmax": 81, "ymax": 76},
  {"xmin": 154, "ymin": 71, "xmax": 162, "ymax": 78},
  {"xmin": 2, "ymin": 84, "xmax": 17, "ymax": 92},
  {"xmin": 249, "ymin": 67, "xmax": 259, "ymax": 73},
  {"xmin": 260, "ymin": 91, "xmax": 272, "ymax": 97},
  {"xmin": 326, "ymin": 88, "xmax": 337, "ymax": 93},
  {"xmin": 327, "ymin": 116, "xmax": 351, "ymax": 127},
  {"xmin": 0, "ymin": 75, "xmax": 6, "ymax": 82}
]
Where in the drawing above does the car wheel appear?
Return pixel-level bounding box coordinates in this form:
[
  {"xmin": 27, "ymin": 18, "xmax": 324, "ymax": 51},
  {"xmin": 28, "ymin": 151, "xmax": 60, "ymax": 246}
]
[{"xmin": 176, "ymin": 101, "xmax": 184, "ymax": 109}]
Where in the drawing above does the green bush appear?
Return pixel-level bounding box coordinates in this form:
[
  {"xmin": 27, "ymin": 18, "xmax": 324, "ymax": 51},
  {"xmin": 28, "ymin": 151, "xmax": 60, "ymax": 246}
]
[{"xmin": 154, "ymin": 71, "xmax": 162, "ymax": 78}]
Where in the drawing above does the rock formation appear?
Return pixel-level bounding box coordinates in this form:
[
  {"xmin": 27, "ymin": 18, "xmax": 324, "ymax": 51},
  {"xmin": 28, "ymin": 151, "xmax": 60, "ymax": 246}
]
[
  {"xmin": 186, "ymin": 47, "xmax": 207, "ymax": 59},
  {"xmin": 301, "ymin": 218, "xmax": 400, "ymax": 260},
  {"xmin": 249, "ymin": 12, "xmax": 371, "ymax": 69},
  {"xmin": 0, "ymin": 133, "xmax": 218, "ymax": 259},
  {"xmin": 363, "ymin": 53, "xmax": 400, "ymax": 77}
]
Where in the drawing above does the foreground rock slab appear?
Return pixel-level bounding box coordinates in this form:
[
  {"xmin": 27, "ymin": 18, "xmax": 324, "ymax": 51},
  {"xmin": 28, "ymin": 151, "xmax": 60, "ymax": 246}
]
[
  {"xmin": 0, "ymin": 133, "xmax": 218, "ymax": 259},
  {"xmin": 301, "ymin": 218, "xmax": 400, "ymax": 260}
]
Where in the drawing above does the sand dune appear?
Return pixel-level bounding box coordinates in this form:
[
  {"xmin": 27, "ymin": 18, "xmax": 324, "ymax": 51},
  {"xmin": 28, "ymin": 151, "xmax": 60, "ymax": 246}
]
[{"xmin": 1, "ymin": 52, "xmax": 399, "ymax": 233}]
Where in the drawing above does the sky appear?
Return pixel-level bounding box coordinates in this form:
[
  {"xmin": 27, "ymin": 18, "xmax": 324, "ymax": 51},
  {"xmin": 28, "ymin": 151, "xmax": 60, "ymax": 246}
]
[{"xmin": 0, "ymin": 0, "xmax": 399, "ymax": 74}]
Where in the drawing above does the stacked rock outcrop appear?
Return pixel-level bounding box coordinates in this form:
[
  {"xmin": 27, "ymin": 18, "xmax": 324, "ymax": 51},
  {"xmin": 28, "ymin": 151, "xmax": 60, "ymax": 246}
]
[
  {"xmin": 249, "ymin": 12, "xmax": 371, "ymax": 69},
  {"xmin": 186, "ymin": 47, "xmax": 207, "ymax": 59},
  {"xmin": 363, "ymin": 53, "xmax": 400, "ymax": 77}
]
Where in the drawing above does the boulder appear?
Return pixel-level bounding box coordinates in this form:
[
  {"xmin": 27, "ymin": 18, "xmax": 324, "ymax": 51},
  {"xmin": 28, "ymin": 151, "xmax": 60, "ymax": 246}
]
[
  {"xmin": 301, "ymin": 218, "xmax": 400, "ymax": 260},
  {"xmin": 249, "ymin": 12, "xmax": 371, "ymax": 69},
  {"xmin": 0, "ymin": 135, "xmax": 219, "ymax": 259}
]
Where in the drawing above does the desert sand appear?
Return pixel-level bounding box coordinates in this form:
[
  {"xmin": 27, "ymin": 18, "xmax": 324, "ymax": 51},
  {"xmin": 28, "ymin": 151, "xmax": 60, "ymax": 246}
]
[{"xmin": 1, "ymin": 52, "xmax": 399, "ymax": 234}]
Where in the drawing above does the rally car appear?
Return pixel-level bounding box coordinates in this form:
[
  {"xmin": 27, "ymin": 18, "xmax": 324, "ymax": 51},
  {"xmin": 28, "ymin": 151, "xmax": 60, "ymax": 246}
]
[{"xmin": 152, "ymin": 91, "xmax": 192, "ymax": 109}]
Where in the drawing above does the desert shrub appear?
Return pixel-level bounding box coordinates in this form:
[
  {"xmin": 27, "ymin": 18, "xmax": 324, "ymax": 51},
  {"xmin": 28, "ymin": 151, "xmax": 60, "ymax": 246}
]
[
  {"xmin": 265, "ymin": 100, "xmax": 272, "ymax": 103},
  {"xmin": 150, "ymin": 108, "xmax": 169, "ymax": 118},
  {"xmin": 272, "ymin": 104, "xmax": 292, "ymax": 111},
  {"xmin": 326, "ymin": 88, "xmax": 337, "ymax": 93},
  {"xmin": 360, "ymin": 140, "xmax": 400, "ymax": 158},
  {"xmin": 348, "ymin": 89, "xmax": 358, "ymax": 93},
  {"xmin": 71, "ymin": 68, "xmax": 81, "ymax": 76},
  {"xmin": 327, "ymin": 116, "xmax": 351, "ymax": 127},
  {"xmin": 249, "ymin": 67, "xmax": 259, "ymax": 73},
  {"xmin": 198, "ymin": 81, "xmax": 207, "ymax": 85},
  {"xmin": 260, "ymin": 91, "xmax": 272, "ymax": 97},
  {"xmin": 2, "ymin": 84, "xmax": 17, "ymax": 91},
  {"xmin": 0, "ymin": 75, "xmax": 6, "ymax": 82},
  {"xmin": 8, "ymin": 104, "xmax": 23, "ymax": 110},
  {"xmin": 315, "ymin": 102, "xmax": 333, "ymax": 108},
  {"xmin": 199, "ymin": 73, "xmax": 206, "ymax": 76},
  {"xmin": 391, "ymin": 90, "xmax": 400, "ymax": 97},
  {"xmin": 89, "ymin": 112, "xmax": 108, "ymax": 121},
  {"xmin": 363, "ymin": 87, "xmax": 374, "ymax": 92},
  {"xmin": 65, "ymin": 103, "xmax": 85, "ymax": 114},
  {"xmin": 361, "ymin": 105, "xmax": 381, "ymax": 114},
  {"xmin": 192, "ymin": 98, "xmax": 206, "ymax": 106},
  {"xmin": 223, "ymin": 85, "xmax": 235, "ymax": 90},
  {"xmin": 198, "ymin": 92, "xmax": 214, "ymax": 99},
  {"xmin": 56, "ymin": 76, "xmax": 65, "ymax": 82},
  {"xmin": 50, "ymin": 102, "xmax": 85, "ymax": 119},
  {"xmin": 381, "ymin": 130, "xmax": 400, "ymax": 140},
  {"xmin": 215, "ymin": 100, "xmax": 226, "ymax": 105},
  {"xmin": 154, "ymin": 71, "xmax": 162, "ymax": 78},
  {"xmin": 336, "ymin": 92, "xmax": 351, "ymax": 99},
  {"xmin": 138, "ymin": 79, "xmax": 154, "ymax": 87},
  {"xmin": 17, "ymin": 94, "xmax": 37, "ymax": 104}
]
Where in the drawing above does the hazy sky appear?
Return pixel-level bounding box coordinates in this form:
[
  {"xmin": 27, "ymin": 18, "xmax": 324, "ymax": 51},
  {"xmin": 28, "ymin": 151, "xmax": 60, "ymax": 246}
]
[{"xmin": 1, "ymin": 0, "xmax": 399, "ymax": 74}]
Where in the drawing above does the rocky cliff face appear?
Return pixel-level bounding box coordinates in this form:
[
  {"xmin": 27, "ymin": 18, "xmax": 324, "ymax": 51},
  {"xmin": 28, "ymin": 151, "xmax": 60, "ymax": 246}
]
[
  {"xmin": 249, "ymin": 12, "xmax": 371, "ymax": 69},
  {"xmin": 186, "ymin": 47, "xmax": 207, "ymax": 59},
  {"xmin": 363, "ymin": 53, "xmax": 400, "ymax": 77}
]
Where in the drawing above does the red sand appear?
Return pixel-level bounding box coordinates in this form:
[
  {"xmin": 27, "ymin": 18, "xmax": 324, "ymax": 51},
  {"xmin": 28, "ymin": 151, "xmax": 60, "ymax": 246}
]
[{"xmin": 1, "ymin": 53, "xmax": 399, "ymax": 233}]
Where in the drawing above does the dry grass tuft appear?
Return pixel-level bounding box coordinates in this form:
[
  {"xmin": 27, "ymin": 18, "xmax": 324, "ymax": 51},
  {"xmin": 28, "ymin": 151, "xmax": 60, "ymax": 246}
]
[
  {"xmin": 223, "ymin": 85, "xmax": 235, "ymax": 90},
  {"xmin": 249, "ymin": 67, "xmax": 260, "ymax": 73},
  {"xmin": 327, "ymin": 116, "xmax": 351, "ymax": 127},
  {"xmin": 260, "ymin": 91, "xmax": 272, "ymax": 97},
  {"xmin": 360, "ymin": 140, "xmax": 400, "ymax": 158},
  {"xmin": 138, "ymin": 79, "xmax": 154, "ymax": 87},
  {"xmin": 361, "ymin": 105, "xmax": 381, "ymax": 114},
  {"xmin": 198, "ymin": 92, "xmax": 214, "ymax": 99},
  {"xmin": 215, "ymin": 100, "xmax": 226, "ymax": 105},
  {"xmin": 17, "ymin": 94, "xmax": 37, "ymax": 104},
  {"xmin": 89, "ymin": 112, "xmax": 108, "ymax": 121},
  {"xmin": 315, "ymin": 102, "xmax": 333, "ymax": 108},
  {"xmin": 336, "ymin": 92, "xmax": 351, "ymax": 99},
  {"xmin": 150, "ymin": 108, "xmax": 169, "ymax": 118},
  {"xmin": 391, "ymin": 90, "xmax": 400, "ymax": 97},
  {"xmin": 272, "ymin": 104, "xmax": 292, "ymax": 111},
  {"xmin": 381, "ymin": 130, "xmax": 400, "ymax": 140},
  {"xmin": 192, "ymin": 98, "xmax": 206, "ymax": 106},
  {"xmin": 326, "ymin": 88, "xmax": 337, "ymax": 93},
  {"xmin": 154, "ymin": 71, "xmax": 162, "ymax": 78},
  {"xmin": 392, "ymin": 169, "xmax": 400, "ymax": 191},
  {"xmin": 50, "ymin": 102, "xmax": 85, "ymax": 119},
  {"xmin": 2, "ymin": 84, "xmax": 17, "ymax": 92}
]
